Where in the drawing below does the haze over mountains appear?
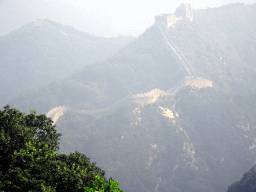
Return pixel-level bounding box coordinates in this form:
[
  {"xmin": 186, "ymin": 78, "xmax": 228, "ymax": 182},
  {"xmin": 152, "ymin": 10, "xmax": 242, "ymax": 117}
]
[
  {"xmin": 2, "ymin": 2, "xmax": 256, "ymax": 192},
  {"xmin": 0, "ymin": 19, "xmax": 134, "ymax": 109},
  {"xmin": 1, "ymin": 0, "xmax": 255, "ymax": 38}
]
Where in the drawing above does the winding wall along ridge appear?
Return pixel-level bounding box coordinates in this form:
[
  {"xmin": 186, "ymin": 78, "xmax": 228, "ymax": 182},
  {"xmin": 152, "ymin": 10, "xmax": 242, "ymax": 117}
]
[
  {"xmin": 47, "ymin": 11, "xmax": 213, "ymax": 123},
  {"xmin": 155, "ymin": 15, "xmax": 196, "ymax": 77}
]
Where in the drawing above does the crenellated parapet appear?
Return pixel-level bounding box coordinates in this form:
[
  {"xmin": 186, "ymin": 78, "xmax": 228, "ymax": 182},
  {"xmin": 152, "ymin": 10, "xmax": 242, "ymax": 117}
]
[{"xmin": 167, "ymin": 15, "xmax": 182, "ymax": 29}]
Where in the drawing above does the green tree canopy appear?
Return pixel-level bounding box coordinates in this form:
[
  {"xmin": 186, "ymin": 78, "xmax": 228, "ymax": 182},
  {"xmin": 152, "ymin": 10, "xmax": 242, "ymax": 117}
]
[
  {"xmin": 0, "ymin": 105, "xmax": 62, "ymax": 181},
  {"xmin": 0, "ymin": 105, "xmax": 121, "ymax": 192}
]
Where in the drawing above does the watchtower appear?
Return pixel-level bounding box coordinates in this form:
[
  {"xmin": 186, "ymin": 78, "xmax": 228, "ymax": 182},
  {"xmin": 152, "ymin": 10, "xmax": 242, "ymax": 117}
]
[
  {"xmin": 155, "ymin": 4, "xmax": 193, "ymax": 29},
  {"xmin": 174, "ymin": 3, "xmax": 193, "ymax": 21}
]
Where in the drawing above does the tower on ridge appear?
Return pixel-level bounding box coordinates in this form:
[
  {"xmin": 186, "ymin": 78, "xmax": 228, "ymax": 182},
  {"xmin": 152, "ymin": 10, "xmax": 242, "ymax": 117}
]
[
  {"xmin": 155, "ymin": 3, "xmax": 193, "ymax": 29},
  {"xmin": 175, "ymin": 3, "xmax": 193, "ymax": 21}
]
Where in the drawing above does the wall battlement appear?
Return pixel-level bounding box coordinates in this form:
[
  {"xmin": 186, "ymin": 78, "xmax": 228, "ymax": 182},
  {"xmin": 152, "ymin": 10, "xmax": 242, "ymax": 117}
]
[{"xmin": 155, "ymin": 4, "xmax": 193, "ymax": 29}]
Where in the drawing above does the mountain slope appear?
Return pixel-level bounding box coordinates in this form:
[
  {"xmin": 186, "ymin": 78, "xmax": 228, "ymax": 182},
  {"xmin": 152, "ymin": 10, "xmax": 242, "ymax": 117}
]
[
  {"xmin": 7, "ymin": 3, "xmax": 256, "ymax": 192},
  {"xmin": 9, "ymin": 23, "xmax": 187, "ymax": 114},
  {"xmin": 227, "ymin": 164, "xmax": 256, "ymax": 192},
  {"xmin": 10, "ymin": 3, "xmax": 256, "ymax": 115},
  {"xmin": 51, "ymin": 84, "xmax": 256, "ymax": 192},
  {"xmin": 0, "ymin": 19, "xmax": 134, "ymax": 108},
  {"xmin": 171, "ymin": 3, "xmax": 256, "ymax": 89}
]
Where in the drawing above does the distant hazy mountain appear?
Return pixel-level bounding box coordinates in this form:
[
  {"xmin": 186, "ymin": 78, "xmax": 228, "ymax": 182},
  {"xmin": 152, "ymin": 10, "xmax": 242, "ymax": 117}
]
[
  {"xmin": 8, "ymin": 22, "xmax": 185, "ymax": 114},
  {"xmin": 8, "ymin": 3, "xmax": 256, "ymax": 192},
  {"xmin": 0, "ymin": 18, "xmax": 134, "ymax": 108},
  {"xmin": 0, "ymin": 0, "xmax": 54, "ymax": 37}
]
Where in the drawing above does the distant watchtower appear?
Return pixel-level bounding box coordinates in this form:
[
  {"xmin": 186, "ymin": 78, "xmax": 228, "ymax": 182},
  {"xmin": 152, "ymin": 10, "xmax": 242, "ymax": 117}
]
[
  {"xmin": 185, "ymin": 4, "xmax": 193, "ymax": 21},
  {"xmin": 155, "ymin": 3, "xmax": 193, "ymax": 29},
  {"xmin": 175, "ymin": 4, "xmax": 186, "ymax": 17},
  {"xmin": 175, "ymin": 3, "xmax": 193, "ymax": 21}
]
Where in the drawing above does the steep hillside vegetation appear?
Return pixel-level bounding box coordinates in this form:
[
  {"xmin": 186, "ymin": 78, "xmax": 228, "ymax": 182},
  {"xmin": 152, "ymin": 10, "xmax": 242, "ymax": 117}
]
[
  {"xmin": 52, "ymin": 85, "xmax": 256, "ymax": 192},
  {"xmin": 172, "ymin": 3, "xmax": 256, "ymax": 89},
  {"xmin": 227, "ymin": 164, "xmax": 256, "ymax": 192},
  {"xmin": 10, "ymin": 4, "xmax": 256, "ymax": 115},
  {"xmin": 8, "ymin": 3, "xmax": 256, "ymax": 192},
  {"xmin": 0, "ymin": 105, "xmax": 123, "ymax": 192},
  {"xmin": 9, "ymin": 23, "xmax": 186, "ymax": 115},
  {"xmin": 0, "ymin": 19, "xmax": 134, "ymax": 109}
]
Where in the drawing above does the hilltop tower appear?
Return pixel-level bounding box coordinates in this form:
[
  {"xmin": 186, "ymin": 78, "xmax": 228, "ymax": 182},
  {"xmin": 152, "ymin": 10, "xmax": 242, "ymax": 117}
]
[
  {"xmin": 175, "ymin": 4, "xmax": 187, "ymax": 17},
  {"xmin": 155, "ymin": 3, "xmax": 193, "ymax": 29},
  {"xmin": 174, "ymin": 3, "xmax": 193, "ymax": 21},
  {"xmin": 184, "ymin": 3, "xmax": 193, "ymax": 21}
]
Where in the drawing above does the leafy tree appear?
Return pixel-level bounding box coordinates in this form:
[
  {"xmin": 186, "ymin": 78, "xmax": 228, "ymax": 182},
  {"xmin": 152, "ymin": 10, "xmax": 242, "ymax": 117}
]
[
  {"xmin": 0, "ymin": 105, "xmax": 62, "ymax": 187},
  {"xmin": 0, "ymin": 175, "xmax": 123, "ymax": 192},
  {"xmin": 0, "ymin": 105, "xmax": 122, "ymax": 192},
  {"xmin": 84, "ymin": 175, "xmax": 123, "ymax": 192}
]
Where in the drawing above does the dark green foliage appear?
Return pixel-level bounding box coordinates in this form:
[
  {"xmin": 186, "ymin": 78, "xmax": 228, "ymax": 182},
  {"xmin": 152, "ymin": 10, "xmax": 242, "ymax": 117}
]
[
  {"xmin": 0, "ymin": 105, "xmax": 61, "ymax": 181},
  {"xmin": 0, "ymin": 105, "xmax": 118, "ymax": 192},
  {"xmin": 45, "ymin": 151, "xmax": 107, "ymax": 192},
  {"xmin": 227, "ymin": 165, "xmax": 256, "ymax": 192}
]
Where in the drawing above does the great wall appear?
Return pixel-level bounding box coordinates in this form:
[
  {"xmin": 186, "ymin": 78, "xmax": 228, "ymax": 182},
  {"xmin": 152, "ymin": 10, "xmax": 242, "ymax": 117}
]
[
  {"xmin": 46, "ymin": 4, "xmax": 212, "ymax": 125},
  {"xmin": 46, "ymin": 77, "xmax": 212, "ymax": 124},
  {"xmin": 155, "ymin": 4, "xmax": 195, "ymax": 77}
]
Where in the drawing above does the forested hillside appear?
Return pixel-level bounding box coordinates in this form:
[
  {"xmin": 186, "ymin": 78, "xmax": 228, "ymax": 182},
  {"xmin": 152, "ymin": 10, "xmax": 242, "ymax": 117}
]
[
  {"xmin": 227, "ymin": 164, "xmax": 256, "ymax": 192},
  {"xmin": 8, "ymin": 23, "xmax": 186, "ymax": 115},
  {"xmin": 6, "ymin": 3, "xmax": 256, "ymax": 192},
  {"xmin": 0, "ymin": 19, "xmax": 134, "ymax": 109},
  {"xmin": 0, "ymin": 105, "xmax": 123, "ymax": 192},
  {"xmin": 172, "ymin": 3, "xmax": 256, "ymax": 89}
]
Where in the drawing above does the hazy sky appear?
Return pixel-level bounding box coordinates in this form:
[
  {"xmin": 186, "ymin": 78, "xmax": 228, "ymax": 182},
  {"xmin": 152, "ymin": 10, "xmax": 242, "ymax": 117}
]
[{"xmin": 0, "ymin": 0, "xmax": 255, "ymax": 37}]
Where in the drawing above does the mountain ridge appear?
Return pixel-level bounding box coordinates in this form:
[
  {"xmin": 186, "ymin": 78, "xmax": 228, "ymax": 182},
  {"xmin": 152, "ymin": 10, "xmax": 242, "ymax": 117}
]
[
  {"xmin": 0, "ymin": 19, "xmax": 134, "ymax": 109},
  {"xmin": 46, "ymin": 76, "xmax": 212, "ymax": 125},
  {"xmin": 6, "ymin": 3, "xmax": 256, "ymax": 192}
]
